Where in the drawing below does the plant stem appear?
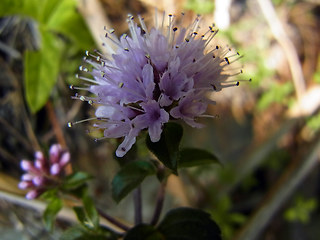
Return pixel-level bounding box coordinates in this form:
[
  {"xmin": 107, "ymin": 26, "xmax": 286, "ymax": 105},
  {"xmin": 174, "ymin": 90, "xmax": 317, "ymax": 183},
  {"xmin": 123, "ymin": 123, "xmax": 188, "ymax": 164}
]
[
  {"xmin": 97, "ymin": 208, "xmax": 130, "ymax": 231},
  {"xmin": 150, "ymin": 181, "xmax": 166, "ymax": 225},
  {"xmin": 134, "ymin": 186, "xmax": 142, "ymax": 225}
]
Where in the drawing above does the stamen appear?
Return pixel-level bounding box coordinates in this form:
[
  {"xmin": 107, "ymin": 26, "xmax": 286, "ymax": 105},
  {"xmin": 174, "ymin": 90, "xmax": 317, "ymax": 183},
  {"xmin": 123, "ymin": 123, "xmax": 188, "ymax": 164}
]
[
  {"xmin": 138, "ymin": 15, "xmax": 148, "ymax": 35},
  {"xmin": 79, "ymin": 66, "xmax": 89, "ymax": 72},
  {"xmin": 204, "ymin": 29, "xmax": 219, "ymax": 48},
  {"xmin": 76, "ymin": 74, "xmax": 98, "ymax": 84},
  {"xmin": 68, "ymin": 117, "xmax": 105, "ymax": 128}
]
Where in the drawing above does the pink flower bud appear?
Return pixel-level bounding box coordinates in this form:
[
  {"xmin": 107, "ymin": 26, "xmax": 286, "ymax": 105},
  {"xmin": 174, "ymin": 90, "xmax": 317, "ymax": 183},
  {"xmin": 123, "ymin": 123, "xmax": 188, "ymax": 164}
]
[
  {"xmin": 26, "ymin": 190, "xmax": 39, "ymax": 200},
  {"xmin": 32, "ymin": 176, "xmax": 43, "ymax": 186},
  {"xmin": 49, "ymin": 144, "xmax": 61, "ymax": 163},
  {"xmin": 35, "ymin": 151, "xmax": 44, "ymax": 161},
  {"xmin": 20, "ymin": 160, "xmax": 33, "ymax": 171},
  {"xmin": 59, "ymin": 152, "xmax": 70, "ymax": 167},
  {"xmin": 34, "ymin": 159, "xmax": 43, "ymax": 169},
  {"xmin": 18, "ymin": 181, "xmax": 31, "ymax": 189},
  {"xmin": 21, "ymin": 173, "xmax": 33, "ymax": 181},
  {"xmin": 50, "ymin": 163, "xmax": 60, "ymax": 175}
]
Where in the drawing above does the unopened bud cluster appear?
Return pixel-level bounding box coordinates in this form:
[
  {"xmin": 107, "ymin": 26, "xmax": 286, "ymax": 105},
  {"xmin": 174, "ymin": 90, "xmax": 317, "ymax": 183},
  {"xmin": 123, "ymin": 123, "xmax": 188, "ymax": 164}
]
[{"xmin": 18, "ymin": 144, "xmax": 70, "ymax": 199}]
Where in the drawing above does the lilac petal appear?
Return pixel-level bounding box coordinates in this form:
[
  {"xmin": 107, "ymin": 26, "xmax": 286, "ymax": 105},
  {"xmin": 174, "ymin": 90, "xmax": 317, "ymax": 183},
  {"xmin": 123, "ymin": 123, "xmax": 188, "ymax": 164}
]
[
  {"xmin": 142, "ymin": 64, "xmax": 155, "ymax": 99},
  {"xmin": 116, "ymin": 128, "xmax": 140, "ymax": 157},
  {"xmin": 95, "ymin": 105, "xmax": 116, "ymax": 118},
  {"xmin": 148, "ymin": 123, "xmax": 163, "ymax": 142},
  {"xmin": 133, "ymin": 101, "xmax": 169, "ymax": 142},
  {"xmin": 159, "ymin": 93, "xmax": 172, "ymax": 107},
  {"xmin": 170, "ymin": 94, "xmax": 207, "ymax": 128}
]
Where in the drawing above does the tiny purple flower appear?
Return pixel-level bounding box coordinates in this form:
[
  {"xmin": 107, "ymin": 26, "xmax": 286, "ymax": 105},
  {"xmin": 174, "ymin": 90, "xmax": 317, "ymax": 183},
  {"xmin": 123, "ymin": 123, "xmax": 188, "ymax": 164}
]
[
  {"xmin": 18, "ymin": 144, "xmax": 71, "ymax": 199},
  {"xmin": 71, "ymin": 12, "xmax": 243, "ymax": 157}
]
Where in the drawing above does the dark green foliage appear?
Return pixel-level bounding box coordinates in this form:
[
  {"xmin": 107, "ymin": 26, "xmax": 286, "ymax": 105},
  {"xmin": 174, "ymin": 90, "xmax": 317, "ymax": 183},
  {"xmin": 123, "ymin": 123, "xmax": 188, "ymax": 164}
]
[
  {"xmin": 146, "ymin": 123, "xmax": 183, "ymax": 174},
  {"xmin": 112, "ymin": 161, "xmax": 157, "ymax": 203}
]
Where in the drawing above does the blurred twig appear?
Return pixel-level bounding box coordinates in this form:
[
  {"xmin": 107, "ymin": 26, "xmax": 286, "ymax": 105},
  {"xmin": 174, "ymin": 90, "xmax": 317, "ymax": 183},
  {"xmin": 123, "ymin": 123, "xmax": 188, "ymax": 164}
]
[
  {"xmin": 219, "ymin": 117, "xmax": 300, "ymax": 197},
  {"xmin": 234, "ymin": 137, "xmax": 320, "ymax": 240},
  {"xmin": 77, "ymin": 0, "xmax": 114, "ymax": 55},
  {"xmin": 257, "ymin": 0, "xmax": 306, "ymax": 102},
  {"xmin": 45, "ymin": 101, "xmax": 67, "ymax": 148},
  {"xmin": 0, "ymin": 117, "xmax": 33, "ymax": 152},
  {"xmin": 0, "ymin": 190, "xmax": 126, "ymax": 234}
]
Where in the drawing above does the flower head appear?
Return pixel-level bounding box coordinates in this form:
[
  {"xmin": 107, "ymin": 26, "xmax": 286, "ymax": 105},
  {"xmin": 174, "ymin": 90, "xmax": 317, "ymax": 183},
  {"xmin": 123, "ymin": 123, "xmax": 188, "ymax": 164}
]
[
  {"xmin": 18, "ymin": 144, "xmax": 70, "ymax": 199},
  {"xmin": 70, "ymin": 12, "xmax": 242, "ymax": 157}
]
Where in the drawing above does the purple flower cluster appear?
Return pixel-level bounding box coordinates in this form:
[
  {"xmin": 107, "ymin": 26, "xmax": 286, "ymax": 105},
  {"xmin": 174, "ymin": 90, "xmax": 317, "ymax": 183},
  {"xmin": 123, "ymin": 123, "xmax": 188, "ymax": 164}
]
[
  {"xmin": 18, "ymin": 144, "xmax": 70, "ymax": 199},
  {"xmin": 71, "ymin": 13, "xmax": 241, "ymax": 157}
]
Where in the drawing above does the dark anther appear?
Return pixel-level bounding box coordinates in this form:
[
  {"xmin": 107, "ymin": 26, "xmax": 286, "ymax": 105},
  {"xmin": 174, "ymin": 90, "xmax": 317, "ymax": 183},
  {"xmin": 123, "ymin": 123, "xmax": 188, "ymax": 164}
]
[
  {"xmin": 236, "ymin": 82, "xmax": 240, "ymax": 86},
  {"xmin": 173, "ymin": 27, "xmax": 178, "ymax": 32},
  {"xmin": 211, "ymin": 84, "xmax": 217, "ymax": 91},
  {"xmin": 216, "ymin": 46, "xmax": 219, "ymax": 49},
  {"xmin": 224, "ymin": 57, "xmax": 230, "ymax": 64},
  {"xmin": 193, "ymin": 58, "xmax": 196, "ymax": 62}
]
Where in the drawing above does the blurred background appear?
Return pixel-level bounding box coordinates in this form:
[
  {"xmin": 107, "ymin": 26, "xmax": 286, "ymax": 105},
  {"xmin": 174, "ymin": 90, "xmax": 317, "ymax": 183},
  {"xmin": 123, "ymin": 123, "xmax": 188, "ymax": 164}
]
[{"xmin": 0, "ymin": 0, "xmax": 320, "ymax": 239}]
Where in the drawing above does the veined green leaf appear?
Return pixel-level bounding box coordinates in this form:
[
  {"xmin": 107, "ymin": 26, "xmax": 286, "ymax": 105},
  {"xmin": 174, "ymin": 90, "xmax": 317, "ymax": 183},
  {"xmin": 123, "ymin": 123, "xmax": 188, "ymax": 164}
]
[
  {"xmin": 24, "ymin": 27, "xmax": 63, "ymax": 113},
  {"xmin": 46, "ymin": 0, "xmax": 94, "ymax": 49}
]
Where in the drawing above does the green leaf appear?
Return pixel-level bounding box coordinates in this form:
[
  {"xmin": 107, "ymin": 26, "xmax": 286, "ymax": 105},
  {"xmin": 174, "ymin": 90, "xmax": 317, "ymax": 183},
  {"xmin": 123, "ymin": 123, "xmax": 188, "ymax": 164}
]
[
  {"xmin": 43, "ymin": 197, "xmax": 63, "ymax": 231},
  {"xmin": 146, "ymin": 122, "xmax": 183, "ymax": 174},
  {"xmin": 158, "ymin": 207, "xmax": 222, "ymax": 240},
  {"xmin": 40, "ymin": 188, "xmax": 58, "ymax": 201},
  {"xmin": 24, "ymin": 28, "xmax": 63, "ymax": 113},
  {"xmin": 62, "ymin": 172, "xmax": 92, "ymax": 190},
  {"xmin": 0, "ymin": 0, "xmax": 41, "ymax": 19},
  {"xmin": 60, "ymin": 225, "xmax": 118, "ymax": 240},
  {"xmin": 124, "ymin": 224, "xmax": 164, "ymax": 240},
  {"xmin": 257, "ymin": 82, "xmax": 293, "ymax": 111},
  {"xmin": 73, "ymin": 206, "xmax": 87, "ymax": 226},
  {"xmin": 0, "ymin": 0, "xmax": 61, "ymax": 23},
  {"xmin": 112, "ymin": 161, "xmax": 157, "ymax": 203},
  {"xmin": 179, "ymin": 148, "xmax": 221, "ymax": 168},
  {"xmin": 46, "ymin": 0, "xmax": 94, "ymax": 49},
  {"xmin": 82, "ymin": 193, "xmax": 99, "ymax": 229}
]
